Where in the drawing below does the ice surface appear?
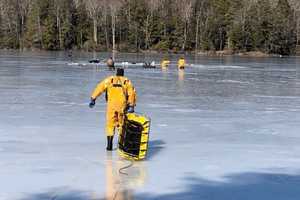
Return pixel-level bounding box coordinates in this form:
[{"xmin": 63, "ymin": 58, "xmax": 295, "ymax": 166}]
[{"xmin": 1, "ymin": 51, "xmax": 300, "ymax": 199}]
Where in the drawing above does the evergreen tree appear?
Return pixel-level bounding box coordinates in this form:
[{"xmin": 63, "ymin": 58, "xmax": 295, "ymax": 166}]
[
  {"xmin": 0, "ymin": 5, "xmax": 3, "ymax": 47},
  {"xmin": 74, "ymin": 0, "xmax": 91, "ymax": 49},
  {"xmin": 255, "ymin": 0, "xmax": 273, "ymax": 52},
  {"xmin": 207, "ymin": 0, "xmax": 231, "ymax": 50},
  {"xmin": 24, "ymin": 0, "xmax": 42, "ymax": 48},
  {"xmin": 61, "ymin": 0, "xmax": 78, "ymax": 49},
  {"xmin": 269, "ymin": 0, "xmax": 297, "ymax": 55},
  {"xmin": 42, "ymin": 1, "xmax": 59, "ymax": 50}
]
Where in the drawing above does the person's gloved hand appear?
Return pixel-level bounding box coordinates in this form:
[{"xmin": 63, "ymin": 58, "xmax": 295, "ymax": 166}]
[
  {"xmin": 89, "ymin": 98, "xmax": 96, "ymax": 108},
  {"xmin": 127, "ymin": 106, "xmax": 134, "ymax": 113}
]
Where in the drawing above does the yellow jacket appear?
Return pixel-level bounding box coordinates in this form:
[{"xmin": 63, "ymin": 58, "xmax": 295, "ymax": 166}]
[
  {"xmin": 178, "ymin": 58, "xmax": 186, "ymax": 69},
  {"xmin": 91, "ymin": 76, "xmax": 136, "ymax": 111}
]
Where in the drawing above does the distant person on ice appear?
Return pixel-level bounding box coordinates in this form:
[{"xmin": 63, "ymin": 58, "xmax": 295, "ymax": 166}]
[
  {"xmin": 160, "ymin": 57, "xmax": 170, "ymax": 68},
  {"xmin": 89, "ymin": 68, "xmax": 136, "ymax": 151},
  {"xmin": 106, "ymin": 57, "xmax": 115, "ymax": 70},
  {"xmin": 177, "ymin": 57, "xmax": 186, "ymax": 70}
]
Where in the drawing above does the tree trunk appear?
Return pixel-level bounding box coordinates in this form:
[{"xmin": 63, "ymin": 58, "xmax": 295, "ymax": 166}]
[
  {"xmin": 219, "ymin": 27, "xmax": 223, "ymax": 50},
  {"xmin": 195, "ymin": 15, "xmax": 200, "ymax": 52},
  {"xmin": 112, "ymin": 13, "xmax": 116, "ymax": 59},
  {"xmin": 16, "ymin": 22, "xmax": 20, "ymax": 49},
  {"xmin": 80, "ymin": 31, "xmax": 83, "ymax": 48},
  {"xmin": 104, "ymin": 13, "xmax": 109, "ymax": 50},
  {"xmin": 297, "ymin": 17, "xmax": 300, "ymax": 45},
  {"xmin": 56, "ymin": 7, "xmax": 62, "ymax": 49},
  {"xmin": 145, "ymin": 15, "xmax": 150, "ymax": 49},
  {"xmin": 182, "ymin": 22, "xmax": 187, "ymax": 51},
  {"xmin": 227, "ymin": 37, "xmax": 231, "ymax": 50},
  {"xmin": 20, "ymin": 15, "xmax": 24, "ymax": 50},
  {"xmin": 93, "ymin": 18, "xmax": 97, "ymax": 45},
  {"xmin": 37, "ymin": 15, "xmax": 43, "ymax": 48},
  {"xmin": 127, "ymin": 4, "xmax": 131, "ymax": 45},
  {"xmin": 135, "ymin": 23, "xmax": 138, "ymax": 51}
]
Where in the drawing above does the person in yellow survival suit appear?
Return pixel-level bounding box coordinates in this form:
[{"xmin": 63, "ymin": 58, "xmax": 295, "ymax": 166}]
[
  {"xmin": 160, "ymin": 58, "xmax": 170, "ymax": 68},
  {"xmin": 89, "ymin": 68, "xmax": 136, "ymax": 151},
  {"xmin": 177, "ymin": 57, "xmax": 186, "ymax": 70}
]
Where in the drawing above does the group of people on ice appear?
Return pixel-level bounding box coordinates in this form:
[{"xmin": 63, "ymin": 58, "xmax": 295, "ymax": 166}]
[{"xmin": 90, "ymin": 56, "xmax": 187, "ymax": 153}]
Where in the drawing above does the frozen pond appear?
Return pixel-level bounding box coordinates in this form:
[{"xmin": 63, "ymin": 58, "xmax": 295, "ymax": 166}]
[{"xmin": 1, "ymin": 51, "xmax": 300, "ymax": 200}]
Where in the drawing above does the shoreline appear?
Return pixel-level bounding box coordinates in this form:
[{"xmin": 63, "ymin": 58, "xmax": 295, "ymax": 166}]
[{"xmin": 0, "ymin": 48, "xmax": 290, "ymax": 58}]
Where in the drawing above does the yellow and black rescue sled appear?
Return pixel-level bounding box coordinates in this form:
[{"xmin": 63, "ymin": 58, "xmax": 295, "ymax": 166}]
[{"xmin": 118, "ymin": 113, "xmax": 150, "ymax": 160}]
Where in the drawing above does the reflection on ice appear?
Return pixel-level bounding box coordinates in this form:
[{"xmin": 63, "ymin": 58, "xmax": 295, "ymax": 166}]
[
  {"xmin": 178, "ymin": 70, "xmax": 185, "ymax": 81},
  {"xmin": 105, "ymin": 153, "xmax": 146, "ymax": 200}
]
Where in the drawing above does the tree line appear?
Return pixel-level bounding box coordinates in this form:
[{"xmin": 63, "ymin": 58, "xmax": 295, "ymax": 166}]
[{"xmin": 0, "ymin": 0, "xmax": 299, "ymax": 55}]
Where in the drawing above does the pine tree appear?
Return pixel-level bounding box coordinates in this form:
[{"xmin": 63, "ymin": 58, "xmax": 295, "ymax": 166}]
[
  {"xmin": 269, "ymin": 0, "xmax": 297, "ymax": 55},
  {"xmin": 60, "ymin": 0, "xmax": 78, "ymax": 49},
  {"xmin": 207, "ymin": 0, "xmax": 231, "ymax": 50},
  {"xmin": 74, "ymin": 0, "xmax": 91, "ymax": 49},
  {"xmin": 24, "ymin": 0, "xmax": 42, "ymax": 48}
]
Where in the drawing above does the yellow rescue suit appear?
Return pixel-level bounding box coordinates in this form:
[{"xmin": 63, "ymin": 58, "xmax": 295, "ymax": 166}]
[
  {"xmin": 91, "ymin": 76, "xmax": 136, "ymax": 136},
  {"xmin": 178, "ymin": 58, "xmax": 186, "ymax": 69},
  {"xmin": 161, "ymin": 60, "xmax": 170, "ymax": 68}
]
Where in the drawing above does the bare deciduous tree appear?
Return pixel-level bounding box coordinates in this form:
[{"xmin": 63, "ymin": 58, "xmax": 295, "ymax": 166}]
[
  {"xmin": 176, "ymin": 0, "xmax": 195, "ymax": 50},
  {"xmin": 85, "ymin": 0, "xmax": 102, "ymax": 45},
  {"xmin": 54, "ymin": 0, "xmax": 64, "ymax": 48},
  {"xmin": 144, "ymin": 0, "xmax": 163, "ymax": 49},
  {"xmin": 107, "ymin": 0, "xmax": 124, "ymax": 56}
]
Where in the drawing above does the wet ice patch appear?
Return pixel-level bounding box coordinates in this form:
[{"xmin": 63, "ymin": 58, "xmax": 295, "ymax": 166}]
[
  {"xmin": 217, "ymin": 80, "xmax": 250, "ymax": 84},
  {"xmin": 67, "ymin": 62, "xmax": 88, "ymax": 67},
  {"xmin": 191, "ymin": 64, "xmax": 247, "ymax": 69},
  {"xmin": 187, "ymin": 77, "xmax": 201, "ymax": 81},
  {"xmin": 288, "ymin": 109, "xmax": 300, "ymax": 112},
  {"xmin": 0, "ymin": 139, "xmax": 26, "ymax": 144},
  {"xmin": 247, "ymin": 128, "xmax": 279, "ymax": 135},
  {"xmin": 253, "ymin": 95, "xmax": 300, "ymax": 99},
  {"xmin": 171, "ymin": 108, "xmax": 203, "ymax": 113},
  {"xmin": 158, "ymin": 124, "xmax": 168, "ymax": 127},
  {"xmin": 33, "ymin": 167, "xmax": 61, "ymax": 174},
  {"xmin": 217, "ymin": 65, "xmax": 247, "ymax": 69},
  {"xmin": 48, "ymin": 101, "xmax": 87, "ymax": 106},
  {"xmin": 147, "ymin": 103, "xmax": 175, "ymax": 108},
  {"xmin": 9, "ymin": 115, "xmax": 25, "ymax": 119}
]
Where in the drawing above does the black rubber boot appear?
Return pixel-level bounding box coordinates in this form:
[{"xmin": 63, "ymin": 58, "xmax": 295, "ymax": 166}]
[{"xmin": 106, "ymin": 136, "xmax": 113, "ymax": 151}]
